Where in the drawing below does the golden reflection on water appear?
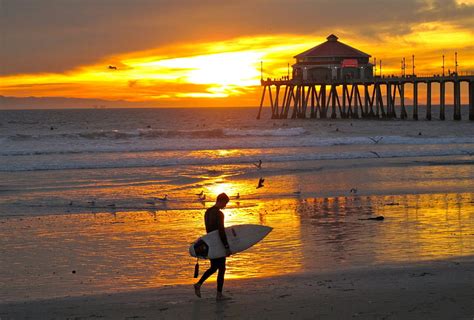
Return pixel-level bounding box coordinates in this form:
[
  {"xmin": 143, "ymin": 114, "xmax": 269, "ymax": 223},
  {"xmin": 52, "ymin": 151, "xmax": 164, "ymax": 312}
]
[
  {"xmin": 1, "ymin": 189, "xmax": 473, "ymax": 302},
  {"xmin": 296, "ymin": 193, "xmax": 474, "ymax": 270}
]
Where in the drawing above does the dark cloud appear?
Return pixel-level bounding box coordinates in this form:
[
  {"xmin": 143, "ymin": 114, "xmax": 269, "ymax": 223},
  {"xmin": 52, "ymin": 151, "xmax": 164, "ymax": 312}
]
[{"xmin": 1, "ymin": 0, "xmax": 472, "ymax": 75}]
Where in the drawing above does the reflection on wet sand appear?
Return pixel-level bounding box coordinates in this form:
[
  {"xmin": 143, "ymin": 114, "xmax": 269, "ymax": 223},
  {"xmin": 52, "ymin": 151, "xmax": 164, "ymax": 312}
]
[
  {"xmin": 296, "ymin": 193, "xmax": 474, "ymax": 270},
  {"xmin": 0, "ymin": 193, "xmax": 304, "ymax": 302},
  {"xmin": 1, "ymin": 168, "xmax": 473, "ymax": 302}
]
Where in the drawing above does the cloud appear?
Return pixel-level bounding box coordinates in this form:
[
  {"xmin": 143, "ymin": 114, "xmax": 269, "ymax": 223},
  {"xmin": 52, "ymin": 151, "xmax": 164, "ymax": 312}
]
[{"xmin": 1, "ymin": 0, "xmax": 473, "ymax": 76}]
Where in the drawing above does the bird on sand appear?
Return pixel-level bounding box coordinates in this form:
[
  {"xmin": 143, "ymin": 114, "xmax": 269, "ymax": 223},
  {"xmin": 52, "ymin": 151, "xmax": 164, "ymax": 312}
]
[
  {"xmin": 257, "ymin": 178, "xmax": 265, "ymax": 189},
  {"xmin": 350, "ymin": 188, "xmax": 358, "ymax": 194},
  {"xmin": 235, "ymin": 193, "xmax": 240, "ymax": 200},
  {"xmin": 198, "ymin": 194, "xmax": 206, "ymax": 201},
  {"xmin": 158, "ymin": 195, "xmax": 168, "ymax": 202},
  {"xmin": 253, "ymin": 160, "xmax": 262, "ymax": 169}
]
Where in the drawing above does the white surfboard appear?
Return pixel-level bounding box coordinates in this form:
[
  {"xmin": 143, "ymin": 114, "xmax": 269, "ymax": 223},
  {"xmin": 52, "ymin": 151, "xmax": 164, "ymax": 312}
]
[{"xmin": 189, "ymin": 224, "xmax": 272, "ymax": 259}]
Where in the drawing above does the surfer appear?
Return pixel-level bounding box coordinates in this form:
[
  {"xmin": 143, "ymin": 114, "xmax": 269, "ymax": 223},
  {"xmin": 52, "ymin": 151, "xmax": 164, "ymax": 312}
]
[{"xmin": 194, "ymin": 193, "xmax": 232, "ymax": 301}]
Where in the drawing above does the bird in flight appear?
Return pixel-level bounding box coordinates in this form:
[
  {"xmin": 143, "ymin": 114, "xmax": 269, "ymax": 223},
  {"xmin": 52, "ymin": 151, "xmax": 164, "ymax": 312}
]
[
  {"xmin": 253, "ymin": 160, "xmax": 262, "ymax": 169},
  {"xmin": 370, "ymin": 151, "xmax": 381, "ymax": 158}
]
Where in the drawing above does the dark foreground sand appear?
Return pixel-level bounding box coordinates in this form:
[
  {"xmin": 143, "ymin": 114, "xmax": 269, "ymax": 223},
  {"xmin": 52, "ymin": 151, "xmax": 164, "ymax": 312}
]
[{"xmin": 2, "ymin": 258, "xmax": 473, "ymax": 320}]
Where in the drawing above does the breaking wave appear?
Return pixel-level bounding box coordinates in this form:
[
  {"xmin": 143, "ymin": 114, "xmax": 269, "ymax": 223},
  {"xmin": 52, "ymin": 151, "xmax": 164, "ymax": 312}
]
[{"xmin": 3, "ymin": 127, "xmax": 307, "ymax": 142}]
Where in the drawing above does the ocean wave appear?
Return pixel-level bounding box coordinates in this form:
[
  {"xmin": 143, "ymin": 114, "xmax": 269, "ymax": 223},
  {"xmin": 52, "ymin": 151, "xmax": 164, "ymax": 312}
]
[
  {"xmin": 2, "ymin": 127, "xmax": 308, "ymax": 142},
  {"xmin": 223, "ymin": 127, "xmax": 307, "ymax": 137},
  {"xmin": 1, "ymin": 134, "xmax": 474, "ymax": 157},
  {"xmin": 1, "ymin": 148, "xmax": 473, "ymax": 172}
]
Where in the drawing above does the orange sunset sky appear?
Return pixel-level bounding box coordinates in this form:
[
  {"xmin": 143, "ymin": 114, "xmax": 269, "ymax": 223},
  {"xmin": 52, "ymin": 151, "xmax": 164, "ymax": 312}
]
[{"xmin": 0, "ymin": 0, "xmax": 473, "ymax": 108}]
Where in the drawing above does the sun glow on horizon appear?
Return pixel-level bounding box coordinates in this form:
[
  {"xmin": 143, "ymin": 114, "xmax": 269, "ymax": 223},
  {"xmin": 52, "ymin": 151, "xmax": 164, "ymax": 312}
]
[{"xmin": 0, "ymin": 24, "xmax": 473, "ymax": 106}]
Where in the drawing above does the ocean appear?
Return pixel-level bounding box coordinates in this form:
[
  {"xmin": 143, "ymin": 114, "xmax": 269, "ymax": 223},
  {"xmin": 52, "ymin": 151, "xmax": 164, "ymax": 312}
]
[{"xmin": 0, "ymin": 107, "xmax": 473, "ymax": 301}]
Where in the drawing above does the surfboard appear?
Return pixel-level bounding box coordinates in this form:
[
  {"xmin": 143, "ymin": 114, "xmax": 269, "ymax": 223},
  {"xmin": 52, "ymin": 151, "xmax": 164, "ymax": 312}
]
[{"xmin": 189, "ymin": 224, "xmax": 272, "ymax": 259}]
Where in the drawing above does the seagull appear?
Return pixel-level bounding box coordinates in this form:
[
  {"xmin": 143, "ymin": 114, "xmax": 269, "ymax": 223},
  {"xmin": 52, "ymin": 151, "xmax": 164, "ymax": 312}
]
[
  {"xmin": 158, "ymin": 195, "xmax": 168, "ymax": 202},
  {"xmin": 196, "ymin": 191, "xmax": 204, "ymax": 197},
  {"xmin": 370, "ymin": 151, "xmax": 381, "ymax": 158},
  {"xmin": 235, "ymin": 193, "xmax": 240, "ymax": 200},
  {"xmin": 350, "ymin": 188, "xmax": 358, "ymax": 194},
  {"xmin": 198, "ymin": 194, "xmax": 206, "ymax": 201},
  {"xmin": 69, "ymin": 201, "xmax": 73, "ymax": 206},
  {"xmin": 257, "ymin": 177, "xmax": 265, "ymax": 189},
  {"xmin": 253, "ymin": 160, "xmax": 262, "ymax": 169},
  {"xmin": 368, "ymin": 137, "xmax": 383, "ymax": 144},
  {"xmin": 108, "ymin": 65, "xmax": 117, "ymax": 70}
]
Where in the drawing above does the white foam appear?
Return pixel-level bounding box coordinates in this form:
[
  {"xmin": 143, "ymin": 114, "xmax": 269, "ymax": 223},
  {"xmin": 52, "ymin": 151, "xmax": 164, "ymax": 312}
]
[
  {"xmin": 223, "ymin": 127, "xmax": 307, "ymax": 137},
  {"xmin": 2, "ymin": 135, "xmax": 474, "ymax": 157}
]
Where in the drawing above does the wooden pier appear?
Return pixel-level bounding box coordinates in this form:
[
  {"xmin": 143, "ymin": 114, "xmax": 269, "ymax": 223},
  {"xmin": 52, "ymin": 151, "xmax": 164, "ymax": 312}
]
[{"xmin": 257, "ymin": 75, "xmax": 474, "ymax": 121}]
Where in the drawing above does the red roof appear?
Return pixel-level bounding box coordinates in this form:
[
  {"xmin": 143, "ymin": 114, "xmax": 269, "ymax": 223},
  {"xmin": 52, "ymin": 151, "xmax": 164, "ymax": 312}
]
[{"xmin": 294, "ymin": 34, "xmax": 371, "ymax": 59}]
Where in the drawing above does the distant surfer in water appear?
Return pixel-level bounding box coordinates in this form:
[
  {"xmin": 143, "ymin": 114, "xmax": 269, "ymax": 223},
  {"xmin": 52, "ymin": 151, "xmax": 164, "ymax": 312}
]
[{"xmin": 194, "ymin": 193, "xmax": 232, "ymax": 301}]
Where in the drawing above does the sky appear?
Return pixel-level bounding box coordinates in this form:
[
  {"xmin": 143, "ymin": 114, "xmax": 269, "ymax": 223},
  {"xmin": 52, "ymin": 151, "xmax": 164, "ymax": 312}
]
[{"xmin": 0, "ymin": 0, "xmax": 473, "ymax": 107}]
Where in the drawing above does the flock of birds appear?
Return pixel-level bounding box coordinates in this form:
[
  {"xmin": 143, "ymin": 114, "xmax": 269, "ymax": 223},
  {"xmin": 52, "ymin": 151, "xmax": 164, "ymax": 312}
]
[
  {"xmin": 73, "ymin": 158, "xmax": 362, "ymax": 209},
  {"xmin": 139, "ymin": 158, "xmax": 359, "ymax": 205},
  {"xmin": 149, "ymin": 160, "xmax": 266, "ymax": 204}
]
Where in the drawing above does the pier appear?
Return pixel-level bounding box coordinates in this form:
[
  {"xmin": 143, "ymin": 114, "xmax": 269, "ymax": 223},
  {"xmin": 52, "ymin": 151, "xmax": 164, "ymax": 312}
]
[
  {"xmin": 257, "ymin": 34, "xmax": 474, "ymax": 121},
  {"xmin": 257, "ymin": 75, "xmax": 474, "ymax": 121}
]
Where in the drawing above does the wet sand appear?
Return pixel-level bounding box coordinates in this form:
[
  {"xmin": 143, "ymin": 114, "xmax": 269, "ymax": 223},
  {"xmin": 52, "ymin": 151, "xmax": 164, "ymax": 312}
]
[
  {"xmin": 1, "ymin": 190, "xmax": 474, "ymax": 303},
  {"xmin": 2, "ymin": 257, "xmax": 473, "ymax": 320}
]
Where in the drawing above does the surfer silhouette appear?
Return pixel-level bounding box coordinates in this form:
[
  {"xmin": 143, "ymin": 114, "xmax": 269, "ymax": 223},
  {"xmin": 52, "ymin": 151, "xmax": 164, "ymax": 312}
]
[{"xmin": 194, "ymin": 193, "xmax": 232, "ymax": 301}]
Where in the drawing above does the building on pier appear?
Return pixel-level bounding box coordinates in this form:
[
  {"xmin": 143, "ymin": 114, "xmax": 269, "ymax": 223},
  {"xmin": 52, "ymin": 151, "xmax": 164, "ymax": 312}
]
[
  {"xmin": 292, "ymin": 34, "xmax": 373, "ymax": 81},
  {"xmin": 257, "ymin": 34, "xmax": 474, "ymax": 121}
]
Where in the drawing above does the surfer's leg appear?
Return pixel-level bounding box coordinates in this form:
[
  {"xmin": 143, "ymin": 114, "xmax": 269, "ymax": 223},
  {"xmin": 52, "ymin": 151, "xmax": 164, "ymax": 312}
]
[
  {"xmin": 197, "ymin": 259, "xmax": 219, "ymax": 285},
  {"xmin": 216, "ymin": 258, "xmax": 226, "ymax": 293}
]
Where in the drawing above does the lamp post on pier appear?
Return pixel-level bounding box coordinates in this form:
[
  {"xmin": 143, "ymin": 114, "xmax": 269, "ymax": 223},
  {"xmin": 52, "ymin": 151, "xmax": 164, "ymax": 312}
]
[
  {"xmin": 455, "ymin": 52, "xmax": 458, "ymax": 75},
  {"xmin": 442, "ymin": 55, "xmax": 445, "ymax": 76}
]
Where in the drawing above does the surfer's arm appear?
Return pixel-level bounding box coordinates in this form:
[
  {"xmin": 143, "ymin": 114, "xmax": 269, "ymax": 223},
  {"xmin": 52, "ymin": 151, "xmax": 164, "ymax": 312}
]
[{"xmin": 218, "ymin": 212, "xmax": 230, "ymax": 249}]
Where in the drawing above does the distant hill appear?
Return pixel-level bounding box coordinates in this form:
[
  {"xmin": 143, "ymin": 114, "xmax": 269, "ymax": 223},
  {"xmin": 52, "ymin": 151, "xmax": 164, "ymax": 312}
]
[{"xmin": 0, "ymin": 96, "xmax": 157, "ymax": 109}]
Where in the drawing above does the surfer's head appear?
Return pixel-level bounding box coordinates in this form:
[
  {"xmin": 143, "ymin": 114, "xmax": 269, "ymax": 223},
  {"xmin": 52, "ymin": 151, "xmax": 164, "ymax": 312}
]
[{"xmin": 215, "ymin": 193, "xmax": 230, "ymax": 209}]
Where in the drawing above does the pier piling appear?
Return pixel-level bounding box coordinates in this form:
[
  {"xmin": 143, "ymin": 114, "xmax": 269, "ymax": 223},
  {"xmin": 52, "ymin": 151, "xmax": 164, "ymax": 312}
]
[
  {"xmin": 413, "ymin": 82, "xmax": 418, "ymax": 120},
  {"xmin": 470, "ymin": 81, "xmax": 474, "ymax": 121},
  {"xmin": 426, "ymin": 82, "xmax": 432, "ymax": 121},
  {"xmin": 454, "ymin": 81, "xmax": 461, "ymax": 120},
  {"xmin": 258, "ymin": 75, "xmax": 474, "ymax": 121},
  {"xmin": 440, "ymin": 82, "xmax": 446, "ymax": 120}
]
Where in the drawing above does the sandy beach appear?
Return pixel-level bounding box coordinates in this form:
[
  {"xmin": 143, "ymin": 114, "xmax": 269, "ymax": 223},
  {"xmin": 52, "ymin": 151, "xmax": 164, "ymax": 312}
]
[
  {"xmin": 3, "ymin": 0, "xmax": 474, "ymax": 317},
  {"xmin": 2, "ymin": 257, "xmax": 474, "ymax": 320},
  {"xmin": 1, "ymin": 109, "xmax": 474, "ymax": 319}
]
